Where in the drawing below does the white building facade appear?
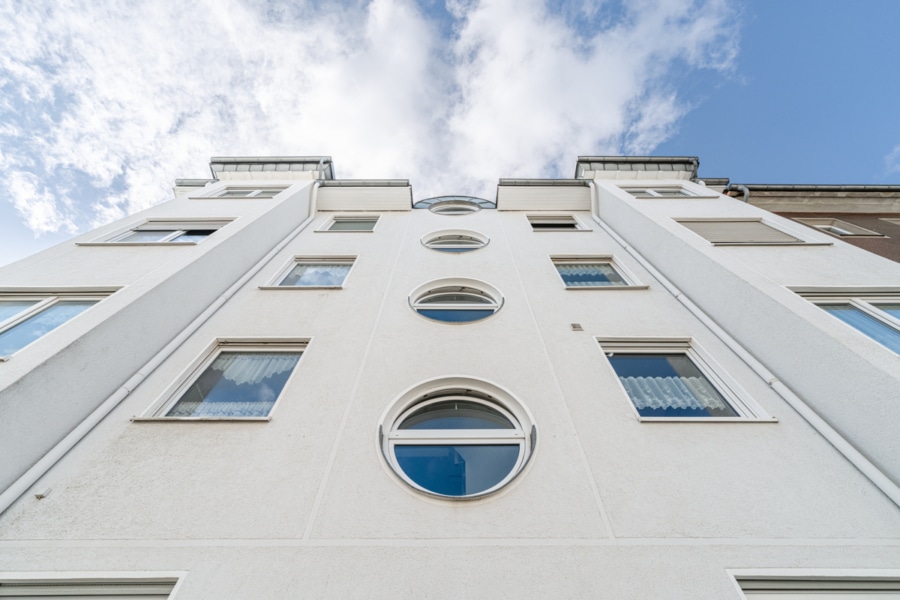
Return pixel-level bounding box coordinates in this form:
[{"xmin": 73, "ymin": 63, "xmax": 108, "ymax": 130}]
[{"xmin": 0, "ymin": 156, "xmax": 898, "ymax": 598}]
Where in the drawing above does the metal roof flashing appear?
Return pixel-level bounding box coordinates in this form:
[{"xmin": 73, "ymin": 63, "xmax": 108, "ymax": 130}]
[
  {"xmin": 575, "ymin": 156, "xmax": 699, "ymax": 181},
  {"xmin": 209, "ymin": 156, "xmax": 335, "ymax": 181}
]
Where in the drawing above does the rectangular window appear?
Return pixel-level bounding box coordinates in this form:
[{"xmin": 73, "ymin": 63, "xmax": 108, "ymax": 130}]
[
  {"xmin": 552, "ymin": 257, "xmax": 641, "ymax": 288},
  {"xmin": 149, "ymin": 342, "xmax": 305, "ymax": 419},
  {"xmin": 794, "ymin": 217, "xmax": 881, "ymax": 237},
  {"xmin": 211, "ymin": 186, "xmax": 287, "ymax": 198},
  {"xmin": 96, "ymin": 220, "xmax": 232, "ymax": 244},
  {"xmin": 267, "ymin": 257, "xmax": 355, "ymax": 288},
  {"xmin": 528, "ymin": 215, "xmax": 585, "ymax": 231},
  {"xmin": 0, "ymin": 578, "xmax": 178, "ymax": 597},
  {"xmin": 323, "ymin": 216, "xmax": 379, "ymax": 232},
  {"xmin": 736, "ymin": 576, "xmax": 900, "ymax": 599},
  {"xmin": 806, "ymin": 295, "xmax": 900, "ymax": 354},
  {"xmin": 599, "ymin": 339, "xmax": 768, "ymax": 421},
  {"xmin": 622, "ymin": 187, "xmax": 694, "ymax": 198},
  {"xmin": 0, "ymin": 294, "xmax": 106, "ymax": 358},
  {"xmin": 677, "ymin": 218, "xmax": 803, "ymax": 244}
]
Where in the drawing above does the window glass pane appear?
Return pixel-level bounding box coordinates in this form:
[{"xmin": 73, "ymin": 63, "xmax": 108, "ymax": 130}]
[
  {"xmin": 252, "ymin": 189, "xmax": 284, "ymax": 198},
  {"xmin": 166, "ymin": 352, "xmax": 300, "ymax": 417},
  {"xmin": 329, "ymin": 219, "xmax": 376, "ymax": 231},
  {"xmin": 416, "ymin": 309, "xmax": 495, "ymax": 322},
  {"xmin": 608, "ymin": 353, "xmax": 737, "ymax": 418},
  {"xmin": 0, "ymin": 301, "xmax": 97, "ymax": 356},
  {"xmin": 872, "ymin": 303, "xmax": 900, "ymax": 321},
  {"xmin": 400, "ymin": 401, "xmax": 514, "ymax": 430},
  {"xmin": 172, "ymin": 230, "xmax": 215, "ymax": 243},
  {"xmin": 419, "ymin": 293, "xmax": 492, "ymax": 304},
  {"xmin": 395, "ymin": 444, "xmax": 519, "ymax": 496},
  {"xmin": 0, "ymin": 300, "xmax": 39, "ymax": 322},
  {"xmin": 279, "ymin": 263, "xmax": 351, "ymax": 287},
  {"xmin": 218, "ymin": 190, "xmax": 255, "ymax": 197},
  {"xmin": 821, "ymin": 304, "xmax": 900, "ymax": 354},
  {"xmin": 119, "ymin": 230, "xmax": 173, "ymax": 242},
  {"xmin": 556, "ymin": 263, "xmax": 627, "ymax": 287}
]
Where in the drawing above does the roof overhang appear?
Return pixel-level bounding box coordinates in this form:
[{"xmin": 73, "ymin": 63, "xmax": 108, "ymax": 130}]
[
  {"xmin": 575, "ymin": 156, "xmax": 699, "ymax": 181},
  {"xmin": 209, "ymin": 156, "xmax": 334, "ymax": 181}
]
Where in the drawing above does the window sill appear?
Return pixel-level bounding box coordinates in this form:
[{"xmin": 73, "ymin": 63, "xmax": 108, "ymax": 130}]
[
  {"xmin": 709, "ymin": 241, "xmax": 832, "ymax": 247},
  {"xmin": 637, "ymin": 416, "xmax": 778, "ymax": 423},
  {"xmin": 77, "ymin": 242, "xmax": 199, "ymax": 247},
  {"xmin": 131, "ymin": 417, "xmax": 271, "ymax": 422},
  {"xmin": 565, "ymin": 285, "xmax": 649, "ymax": 291},
  {"xmin": 258, "ymin": 285, "xmax": 343, "ymax": 290},
  {"xmin": 314, "ymin": 230, "xmax": 375, "ymax": 233}
]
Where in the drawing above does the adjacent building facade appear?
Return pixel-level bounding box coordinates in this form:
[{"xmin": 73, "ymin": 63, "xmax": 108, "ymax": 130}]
[{"xmin": 0, "ymin": 156, "xmax": 898, "ymax": 598}]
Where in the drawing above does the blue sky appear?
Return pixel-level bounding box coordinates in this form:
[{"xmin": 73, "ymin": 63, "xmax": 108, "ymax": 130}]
[{"xmin": 1, "ymin": 0, "xmax": 898, "ymax": 267}]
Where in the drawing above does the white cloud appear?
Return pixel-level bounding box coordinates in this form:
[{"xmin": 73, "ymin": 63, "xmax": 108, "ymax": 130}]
[
  {"xmin": 886, "ymin": 145, "xmax": 900, "ymax": 175},
  {"xmin": 0, "ymin": 0, "xmax": 739, "ymax": 237}
]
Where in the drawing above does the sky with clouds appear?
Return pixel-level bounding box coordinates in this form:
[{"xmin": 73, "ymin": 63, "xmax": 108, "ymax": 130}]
[{"xmin": 1, "ymin": 0, "xmax": 899, "ymax": 266}]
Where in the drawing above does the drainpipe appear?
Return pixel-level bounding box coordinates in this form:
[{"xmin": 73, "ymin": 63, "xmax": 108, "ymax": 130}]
[
  {"xmin": 724, "ymin": 182, "xmax": 750, "ymax": 202},
  {"xmin": 0, "ymin": 180, "xmax": 323, "ymax": 516},
  {"xmin": 587, "ymin": 180, "xmax": 900, "ymax": 509}
]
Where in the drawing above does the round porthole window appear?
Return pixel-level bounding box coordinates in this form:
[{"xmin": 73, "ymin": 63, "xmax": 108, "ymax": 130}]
[
  {"xmin": 413, "ymin": 195, "xmax": 496, "ymax": 212},
  {"xmin": 429, "ymin": 199, "xmax": 480, "ymax": 215},
  {"xmin": 421, "ymin": 229, "xmax": 489, "ymax": 253},
  {"xmin": 380, "ymin": 379, "xmax": 536, "ymax": 499},
  {"xmin": 409, "ymin": 278, "xmax": 503, "ymax": 323}
]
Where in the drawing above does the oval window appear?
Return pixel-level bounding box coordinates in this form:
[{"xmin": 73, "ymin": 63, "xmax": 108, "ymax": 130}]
[
  {"xmin": 421, "ymin": 229, "xmax": 489, "ymax": 253},
  {"xmin": 429, "ymin": 200, "xmax": 481, "ymax": 215},
  {"xmin": 409, "ymin": 279, "xmax": 502, "ymax": 323},
  {"xmin": 380, "ymin": 381, "xmax": 535, "ymax": 499}
]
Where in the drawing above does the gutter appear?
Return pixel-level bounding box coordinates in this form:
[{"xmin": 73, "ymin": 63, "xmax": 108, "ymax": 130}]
[
  {"xmin": 587, "ymin": 180, "xmax": 900, "ymax": 509},
  {"xmin": 0, "ymin": 180, "xmax": 324, "ymax": 516}
]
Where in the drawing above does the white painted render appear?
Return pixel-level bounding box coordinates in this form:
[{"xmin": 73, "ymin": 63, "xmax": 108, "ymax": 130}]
[{"xmin": 0, "ymin": 162, "xmax": 898, "ymax": 599}]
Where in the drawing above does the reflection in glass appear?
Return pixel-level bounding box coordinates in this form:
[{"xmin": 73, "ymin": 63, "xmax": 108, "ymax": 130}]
[
  {"xmin": 279, "ymin": 263, "xmax": 351, "ymax": 287},
  {"xmin": 401, "ymin": 401, "xmax": 514, "ymax": 430},
  {"xmin": 416, "ymin": 309, "xmax": 495, "ymax": 323},
  {"xmin": 0, "ymin": 301, "xmax": 39, "ymax": 323},
  {"xmin": 329, "ymin": 219, "xmax": 377, "ymax": 231},
  {"xmin": 118, "ymin": 230, "xmax": 173, "ymax": 243},
  {"xmin": 821, "ymin": 304, "xmax": 900, "ymax": 354},
  {"xmin": 172, "ymin": 230, "xmax": 215, "ymax": 243},
  {"xmin": 395, "ymin": 445, "xmax": 519, "ymax": 496},
  {"xmin": 556, "ymin": 263, "xmax": 627, "ymax": 287},
  {"xmin": 167, "ymin": 352, "xmax": 301, "ymax": 417},
  {"xmin": 873, "ymin": 303, "xmax": 900, "ymax": 321},
  {"xmin": 608, "ymin": 353, "xmax": 737, "ymax": 418},
  {"xmin": 0, "ymin": 301, "xmax": 97, "ymax": 356}
]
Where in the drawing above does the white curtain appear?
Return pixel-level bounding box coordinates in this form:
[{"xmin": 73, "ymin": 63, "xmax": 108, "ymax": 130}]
[
  {"xmin": 211, "ymin": 353, "xmax": 299, "ymax": 386},
  {"xmin": 618, "ymin": 376, "xmax": 729, "ymax": 411}
]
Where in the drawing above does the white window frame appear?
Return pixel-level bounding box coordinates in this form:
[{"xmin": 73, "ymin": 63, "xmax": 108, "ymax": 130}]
[
  {"xmin": 527, "ymin": 214, "xmax": 589, "ymax": 232},
  {"xmin": 729, "ymin": 569, "xmax": 900, "ymax": 599},
  {"xmin": 797, "ymin": 290, "xmax": 900, "ymax": 353},
  {"xmin": 428, "ymin": 199, "xmax": 481, "ymax": 215},
  {"xmin": 189, "ymin": 181, "xmax": 292, "ymax": 200},
  {"xmin": 0, "ymin": 291, "xmax": 111, "ymax": 360},
  {"xmin": 378, "ymin": 376, "xmax": 537, "ymax": 500},
  {"xmin": 81, "ymin": 219, "xmax": 233, "ymax": 246},
  {"xmin": 550, "ymin": 255, "xmax": 647, "ymax": 290},
  {"xmin": 598, "ymin": 338, "xmax": 774, "ymax": 422},
  {"xmin": 136, "ymin": 338, "xmax": 308, "ymax": 421},
  {"xmin": 408, "ymin": 278, "xmax": 504, "ymax": 324},
  {"xmin": 260, "ymin": 256, "xmax": 356, "ymax": 289},
  {"xmin": 675, "ymin": 217, "xmax": 827, "ymax": 246},
  {"xmin": 621, "ymin": 186, "xmax": 701, "ymax": 198},
  {"xmin": 0, "ymin": 571, "xmax": 184, "ymax": 598},
  {"xmin": 420, "ymin": 229, "xmax": 489, "ymax": 253},
  {"xmin": 317, "ymin": 215, "xmax": 380, "ymax": 232},
  {"xmin": 794, "ymin": 217, "xmax": 882, "ymax": 237}
]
